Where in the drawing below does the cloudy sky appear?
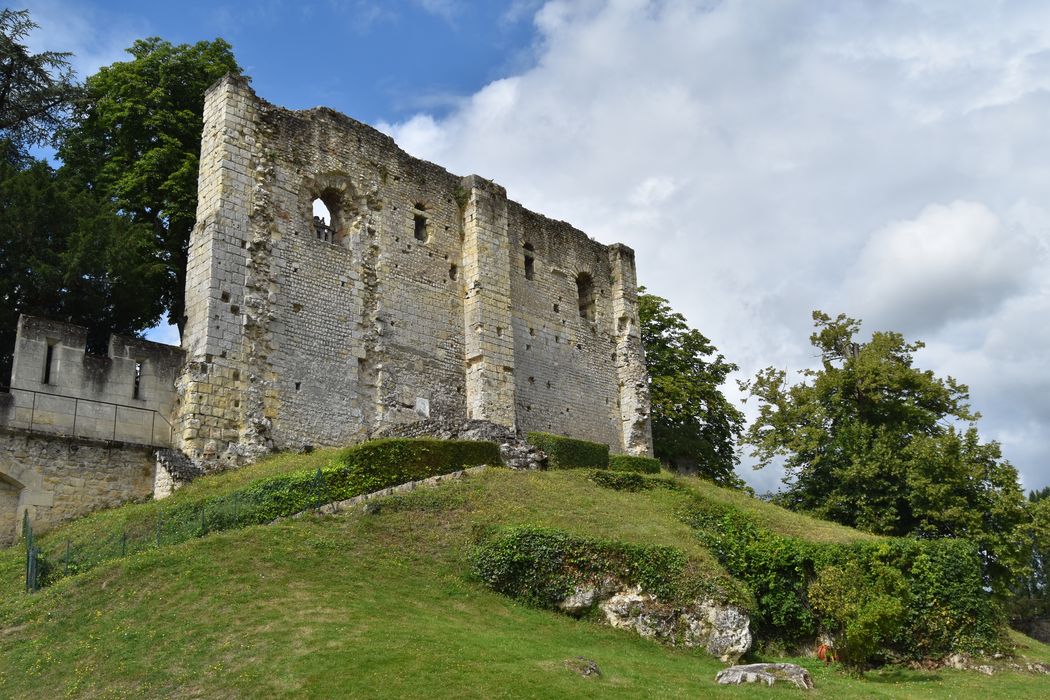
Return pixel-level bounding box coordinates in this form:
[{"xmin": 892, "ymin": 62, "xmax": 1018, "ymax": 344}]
[{"xmin": 23, "ymin": 0, "xmax": 1050, "ymax": 493}]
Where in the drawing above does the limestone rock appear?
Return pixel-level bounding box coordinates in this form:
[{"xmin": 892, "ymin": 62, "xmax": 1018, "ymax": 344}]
[
  {"xmin": 715, "ymin": 663, "xmax": 814, "ymax": 690},
  {"xmin": 598, "ymin": 587, "xmax": 752, "ymax": 663},
  {"xmin": 564, "ymin": 657, "xmax": 602, "ymax": 678},
  {"xmin": 558, "ymin": 577, "xmax": 619, "ymax": 616}
]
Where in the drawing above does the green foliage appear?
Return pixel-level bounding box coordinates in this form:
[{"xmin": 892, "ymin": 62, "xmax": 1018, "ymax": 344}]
[
  {"xmin": 57, "ymin": 37, "xmax": 241, "ymax": 334},
  {"xmin": 684, "ymin": 499, "xmax": 1006, "ymax": 659},
  {"xmin": 33, "ymin": 438, "xmax": 499, "ymax": 588},
  {"xmin": 809, "ymin": 560, "xmax": 908, "ymax": 666},
  {"xmin": 589, "ymin": 470, "xmax": 684, "ymax": 494},
  {"xmin": 0, "ymin": 9, "xmax": 82, "ymax": 160},
  {"xmin": 527, "ymin": 432, "xmax": 609, "ymax": 470},
  {"xmin": 638, "ymin": 289, "xmax": 744, "ymax": 486},
  {"xmin": 608, "ymin": 454, "xmax": 662, "ymax": 474},
  {"xmin": 590, "ymin": 470, "xmax": 649, "ymax": 492},
  {"xmin": 1010, "ymin": 496, "xmax": 1050, "ymax": 629},
  {"xmin": 742, "ymin": 311, "xmax": 1029, "ymax": 595},
  {"xmin": 470, "ymin": 525, "xmax": 693, "ymax": 609},
  {"xmin": 0, "ymin": 157, "xmax": 166, "ymax": 380}
]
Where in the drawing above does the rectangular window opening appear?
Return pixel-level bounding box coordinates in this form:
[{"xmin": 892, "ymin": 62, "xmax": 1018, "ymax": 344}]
[
  {"xmin": 133, "ymin": 361, "xmax": 143, "ymax": 400},
  {"xmin": 43, "ymin": 343, "xmax": 55, "ymax": 385}
]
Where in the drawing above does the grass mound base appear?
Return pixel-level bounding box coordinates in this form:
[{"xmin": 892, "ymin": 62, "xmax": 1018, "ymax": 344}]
[{"xmin": 28, "ymin": 438, "xmax": 500, "ymax": 588}]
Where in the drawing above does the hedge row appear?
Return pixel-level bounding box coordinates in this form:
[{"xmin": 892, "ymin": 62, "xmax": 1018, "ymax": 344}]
[
  {"xmin": 527, "ymin": 432, "xmax": 610, "ymax": 469},
  {"xmin": 683, "ymin": 500, "xmax": 1006, "ymax": 664},
  {"xmin": 470, "ymin": 525, "xmax": 695, "ymax": 609},
  {"xmin": 608, "ymin": 454, "xmax": 662, "ymax": 473}
]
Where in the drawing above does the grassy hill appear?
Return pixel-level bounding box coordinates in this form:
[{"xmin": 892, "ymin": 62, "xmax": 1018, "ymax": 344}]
[{"xmin": 1, "ymin": 451, "xmax": 1048, "ymax": 698}]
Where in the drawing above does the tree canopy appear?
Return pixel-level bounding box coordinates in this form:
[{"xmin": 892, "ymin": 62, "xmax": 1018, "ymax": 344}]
[
  {"xmin": 57, "ymin": 37, "xmax": 240, "ymax": 335},
  {"xmin": 0, "ymin": 9, "xmax": 81, "ymax": 160},
  {"xmin": 742, "ymin": 311, "xmax": 1029, "ymax": 593},
  {"xmin": 638, "ymin": 289, "xmax": 744, "ymax": 486}
]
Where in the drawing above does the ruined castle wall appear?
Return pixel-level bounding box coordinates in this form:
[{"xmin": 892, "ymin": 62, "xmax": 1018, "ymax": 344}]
[
  {"xmin": 2, "ymin": 316, "xmax": 182, "ymax": 446},
  {"xmin": 178, "ymin": 75, "xmax": 652, "ymax": 464},
  {"xmin": 507, "ymin": 206, "xmax": 622, "ymax": 448},
  {"xmin": 0, "ymin": 430, "xmax": 155, "ymax": 545}
]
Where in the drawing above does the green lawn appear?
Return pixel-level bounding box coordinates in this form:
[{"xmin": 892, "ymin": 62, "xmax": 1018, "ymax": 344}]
[{"xmin": 1, "ymin": 465, "xmax": 1047, "ymax": 698}]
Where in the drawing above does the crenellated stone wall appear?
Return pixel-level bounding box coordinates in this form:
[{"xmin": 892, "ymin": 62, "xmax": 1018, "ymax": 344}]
[{"xmin": 176, "ymin": 75, "xmax": 653, "ymax": 468}]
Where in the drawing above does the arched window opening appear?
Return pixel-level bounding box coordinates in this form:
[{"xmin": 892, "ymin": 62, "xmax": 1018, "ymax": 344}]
[
  {"xmin": 311, "ymin": 191, "xmax": 341, "ymax": 244},
  {"xmin": 524, "ymin": 243, "xmax": 535, "ymax": 280},
  {"xmin": 577, "ymin": 272, "xmax": 596, "ymax": 321}
]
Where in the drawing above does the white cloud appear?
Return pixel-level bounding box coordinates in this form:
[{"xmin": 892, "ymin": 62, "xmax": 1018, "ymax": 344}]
[
  {"xmin": 21, "ymin": 0, "xmax": 147, "ymax": 78},
  {"xmin": 845, "ymin": 200, "xmax": 1040, "ymax": 334},
  {"xmin": 381, "ymin": 0, "xmax": 1050, "ymax": 491}
]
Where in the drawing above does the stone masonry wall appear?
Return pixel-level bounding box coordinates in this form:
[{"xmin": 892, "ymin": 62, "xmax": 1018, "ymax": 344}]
[
  {"xmin": 177, "ymin": 74, "xmax": 653, "ymax": 467},
  {"xmin": 0, "ymin": 430, "xmax": 155, "ymax": 545},
  {"xmin": 0, "ymin": 316, "xmax": 183, "ymax": 446}
]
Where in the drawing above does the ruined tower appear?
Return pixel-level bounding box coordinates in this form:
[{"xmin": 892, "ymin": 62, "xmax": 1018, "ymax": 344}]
[{"xmin": 175, "ymin": 74, "xmax": 652, "ymax": 467}]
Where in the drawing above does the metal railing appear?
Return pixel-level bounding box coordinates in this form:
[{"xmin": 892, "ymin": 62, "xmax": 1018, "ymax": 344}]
[{"xmin": 0, "ymin": 386, "xmax": 173, "ymax": 447}]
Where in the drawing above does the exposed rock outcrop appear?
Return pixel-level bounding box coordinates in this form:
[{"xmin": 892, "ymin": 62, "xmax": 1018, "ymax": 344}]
[
  {"xmin": 715, "ymin": 663, "xmax": 814, "ymax": 689},
  {"xmin": 598, "ymin": 587, "xmax": 752, "ymax": 663}
]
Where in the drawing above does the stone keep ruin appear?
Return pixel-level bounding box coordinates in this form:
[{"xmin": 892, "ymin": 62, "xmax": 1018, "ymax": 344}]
[
  {"xmin": 0, "ymin": 74, "xmax": 652, "ymax": 543},
  {"xmin": 176, "ymin": 74, "xmax": 652, "ymax": 465}
]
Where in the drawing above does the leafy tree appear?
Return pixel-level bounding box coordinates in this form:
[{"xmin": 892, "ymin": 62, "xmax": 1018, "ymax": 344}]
[
  {"xmin": 638, "ymin": 289, "xmax": 744, "ymax": 485},
  {"xmin": 0, "ymin": 8, "xmax": 81, "ymax": 160},
  {"xmin": 0, "ymin": 158, "xmax": 165, "ymax": 382},
  {"xmin": 57, "ymin": 37, "xmax": 240, "ymax": 336},
  {"xmin": 742, "ymin": 311, "xmax": 1029, "ymax": 594},
  {"xmin": 1010, "ymin": 492, "xmax": 1050, "ymax": 629}
]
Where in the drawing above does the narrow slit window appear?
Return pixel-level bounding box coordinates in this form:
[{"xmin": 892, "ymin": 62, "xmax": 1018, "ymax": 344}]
[
  {"xmin": 524, "ymin": 243, "xmax": 535, "ymax": 280},
  {"xmin": 414, "ymin": 213, "xmax": 428, "ymax": 242},
  {"xmin": 577, "ymin": 272, "xmax": 596, "ymax": 321},
  {"xmin": 133, "ymin": 361, "xmax": 143, "ymax": 400},
  {"xmin": 42, "ymin": 343, "xmax": 55, "ymax": 385}
]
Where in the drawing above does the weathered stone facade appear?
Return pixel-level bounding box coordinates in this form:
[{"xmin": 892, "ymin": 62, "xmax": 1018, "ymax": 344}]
[
  {"xmin": 0, "ymin": 316, "xmax": 183, "ymax": 541},
  {"xmin": 175, "ymin": 74, "xmax": 652, "ymax": 467},
  {"xmin": 0, "ymin": 431, "xmax": 157, "ymax": 545}
]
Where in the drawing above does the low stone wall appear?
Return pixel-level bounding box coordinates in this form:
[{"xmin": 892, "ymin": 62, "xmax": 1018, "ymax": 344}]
[{"xmin": 0, "ymin": 429, "xmax": 156, "ymax": 545}]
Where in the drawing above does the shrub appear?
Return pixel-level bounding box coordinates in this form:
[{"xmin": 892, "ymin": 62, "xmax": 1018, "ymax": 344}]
[
  {"xmin": 470, "ymin": 525, "xmax": 693, "ymax": 608},
  {"xmin": 527, "ymin": 432, "xmax": 609, "ymax": 470},
  {"xmin": 590, "ymin": 470, "xmax": 649, "ymax": 492},
  {"xmin": 683, "ymin": 500, "xmax": 1006, "ymax": 659},
  {"xmin": 608, "ymin": 454, "xmax": 662, "ymax": 474}
]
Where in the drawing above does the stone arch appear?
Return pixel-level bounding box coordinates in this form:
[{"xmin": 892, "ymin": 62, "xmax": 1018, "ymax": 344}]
[
  {"xmin": 0, "ymin": 470, "xmax": 25, "ymax": 546},
  {"xmin": 302, "ymin": 173, "xmax": 367, "ymax": 248}
]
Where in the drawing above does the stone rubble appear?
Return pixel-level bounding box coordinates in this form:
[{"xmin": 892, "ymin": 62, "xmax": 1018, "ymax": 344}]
[{"xmin": 715, "ymin": 663, "xmax": 814, "ymax": 690}]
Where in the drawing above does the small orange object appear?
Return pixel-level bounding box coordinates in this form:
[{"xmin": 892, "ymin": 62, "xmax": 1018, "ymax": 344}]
[{"xmin": 817, "ymin": 643, "xmax": 836, "ymax": 665}]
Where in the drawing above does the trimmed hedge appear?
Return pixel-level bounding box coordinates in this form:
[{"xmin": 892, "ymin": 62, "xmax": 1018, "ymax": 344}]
[
  {"xmin": 527, "ymin": 432, "xmax": 609, "ymax": 470},
  {"xmin": 36, "ymin": 438, "xmax": 500, "ymax": 587},
  {"xmin": 608, "ymin": 454, "xmax": 662, "ymax": 474},
  {"xmin": 683, "ymin": 500, "xmax": 1006, "ymax": 663},
  {"xmin": 470, "ymin": 525, "xmax": 695, "ymax": 608}
]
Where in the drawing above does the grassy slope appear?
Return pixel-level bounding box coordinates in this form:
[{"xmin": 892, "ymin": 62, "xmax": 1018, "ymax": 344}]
[{"xmin": 1, "ymin": 465, "xmax": 1047, "ymax": 698}]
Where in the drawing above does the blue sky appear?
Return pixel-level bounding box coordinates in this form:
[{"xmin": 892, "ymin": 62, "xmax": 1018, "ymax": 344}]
[{"xmin": 23, "ymin": 1, "xmax": 1050, "ymax": 493}]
